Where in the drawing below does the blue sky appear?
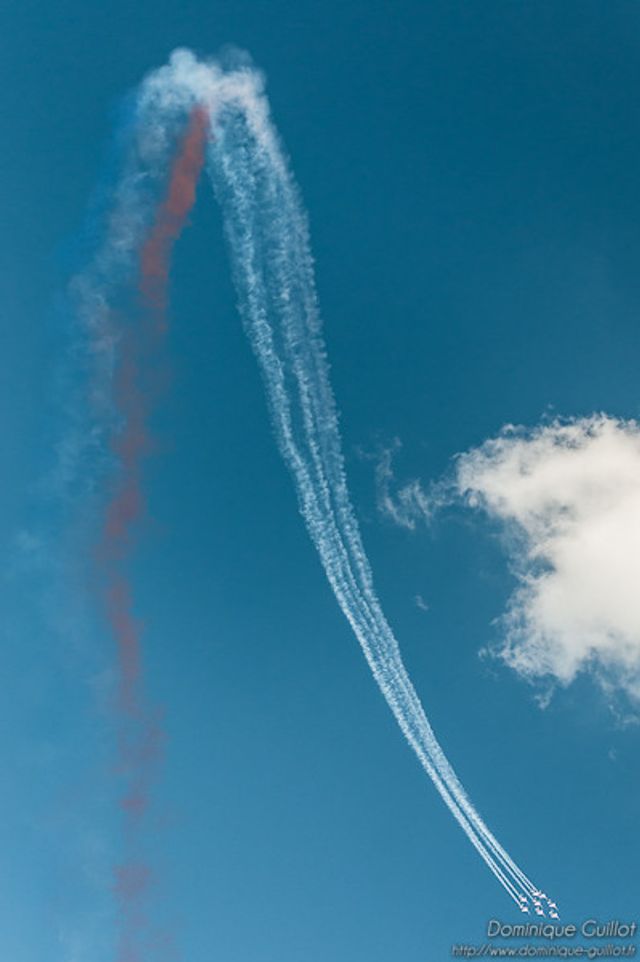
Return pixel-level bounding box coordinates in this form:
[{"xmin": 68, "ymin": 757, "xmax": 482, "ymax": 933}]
[{"xmin": 2, "ymin": 3, "xmax": 640, "ymax": 960}]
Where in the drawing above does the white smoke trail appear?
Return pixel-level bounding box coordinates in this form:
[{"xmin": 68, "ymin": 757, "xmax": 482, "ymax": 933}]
[{"xmin": 78, "ymin": 48, "xmax": 554, "ymax": 912}]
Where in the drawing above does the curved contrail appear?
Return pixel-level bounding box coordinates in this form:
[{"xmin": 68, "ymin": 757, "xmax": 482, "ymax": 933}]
[
  {"xmin": 200, "ymin": 60, "xmax": 551, "ymax": 913},
  {"xmin": 72, "ymin": 48, "xmax": 555, "ymax": 933}
]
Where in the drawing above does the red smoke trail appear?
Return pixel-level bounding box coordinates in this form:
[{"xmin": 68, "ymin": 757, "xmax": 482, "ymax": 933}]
[
  {"xmin": 140, "ymin": 106, "xmax": 210, "ymax": 326},
  {"xmin": 98, "ymin": 106, "xmax": 209, "ymax": 961}
]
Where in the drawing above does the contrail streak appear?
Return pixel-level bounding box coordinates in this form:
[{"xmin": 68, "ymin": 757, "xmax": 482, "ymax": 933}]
[
  {"xmin": 199, "ymin": 57, "xmax": 554, "ymax": 913},
  {"xmin": 70, "ymin": 48, "xmax": 555, "ymax": 934}
]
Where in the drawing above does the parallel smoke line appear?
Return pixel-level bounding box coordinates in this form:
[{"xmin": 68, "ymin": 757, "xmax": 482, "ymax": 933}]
[{"xmin": 200, "ymin": 62, "xmax": 552, "ymax": 912}]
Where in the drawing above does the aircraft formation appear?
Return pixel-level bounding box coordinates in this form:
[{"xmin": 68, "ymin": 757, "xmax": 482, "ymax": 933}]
[{"xmin": 517, "ymin": 891, "xmax": 560, "ymax": 918}]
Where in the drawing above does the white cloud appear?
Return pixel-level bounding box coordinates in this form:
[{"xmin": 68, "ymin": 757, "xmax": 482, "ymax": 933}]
[
  {"xmin": 455, "ymin": 415, "xmax": 640, "ymax": 703},
  {"xmin": 375, "ymin": 439, "xmax": 436, "ymax": 530}
]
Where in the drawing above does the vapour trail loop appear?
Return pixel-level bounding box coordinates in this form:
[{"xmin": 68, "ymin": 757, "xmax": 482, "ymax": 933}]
[{"xmin": 71, "ymin": 47, "xmax": 556, "ymax": 949}]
